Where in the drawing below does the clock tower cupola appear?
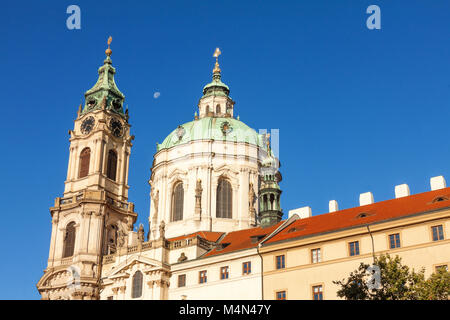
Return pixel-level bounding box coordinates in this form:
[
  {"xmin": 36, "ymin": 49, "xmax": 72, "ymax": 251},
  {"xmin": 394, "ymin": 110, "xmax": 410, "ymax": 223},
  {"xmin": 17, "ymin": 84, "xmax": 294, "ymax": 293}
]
[{"xmin": 37, "ymin": 38, "xmax": 137, "ymax": 300}]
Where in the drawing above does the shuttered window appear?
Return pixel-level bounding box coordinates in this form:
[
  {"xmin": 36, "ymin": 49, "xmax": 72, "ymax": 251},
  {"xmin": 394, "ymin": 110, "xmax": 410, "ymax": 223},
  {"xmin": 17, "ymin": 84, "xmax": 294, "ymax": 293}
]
[
  {"xmin": 216, "ymin": 179, "xmax": 232, "ymax": 218},
  {"xmin": 106, "ymin": 150, "xmax": 117, "ymax": 181},
  {"xmin": 172, "ymin": 182, "xmax": 184, "ymax": 221},
  {"xmin": 79, "ymin": 148, "xmax": 91, "ymax": 178},
  {"xmin": 132, "ymin": 271, "xmax": 143, "ymax": 298},
  {"xmin": 63, "ymin": 222, "xmax": 76, "ymax": 258}
]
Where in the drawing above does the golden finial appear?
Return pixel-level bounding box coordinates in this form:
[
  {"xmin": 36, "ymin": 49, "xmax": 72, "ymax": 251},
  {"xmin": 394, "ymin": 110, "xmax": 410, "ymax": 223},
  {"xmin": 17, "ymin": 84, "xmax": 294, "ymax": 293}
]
[
  {"xmin": 213, "ymin": 47, "xmax": 221, "ymax": 73},
  {"xmin": 105, "ymin": 36, "xmax": 113, "ymax": 56}
]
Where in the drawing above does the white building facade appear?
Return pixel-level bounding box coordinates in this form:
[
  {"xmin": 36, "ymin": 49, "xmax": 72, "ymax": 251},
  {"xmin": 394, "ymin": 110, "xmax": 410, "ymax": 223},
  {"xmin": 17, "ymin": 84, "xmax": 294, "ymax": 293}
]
[{"xmin": 37, "ymin": 43, "xmax": 284, "ymax": 300}]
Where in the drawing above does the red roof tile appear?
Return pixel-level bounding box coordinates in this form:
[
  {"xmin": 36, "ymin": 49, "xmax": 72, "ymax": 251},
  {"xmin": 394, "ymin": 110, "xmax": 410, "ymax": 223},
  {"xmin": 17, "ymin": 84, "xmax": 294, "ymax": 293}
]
[
  {"xmin": 168, "ymin": 231, "xmax": 224, "ymax": 243},
  {"xmin": 202, "ymin": 221, "xmax": 285, "ymax": 257},
  {"xmin": 264, "ymin": 187, "xmax": 450, "ymax": 245}
]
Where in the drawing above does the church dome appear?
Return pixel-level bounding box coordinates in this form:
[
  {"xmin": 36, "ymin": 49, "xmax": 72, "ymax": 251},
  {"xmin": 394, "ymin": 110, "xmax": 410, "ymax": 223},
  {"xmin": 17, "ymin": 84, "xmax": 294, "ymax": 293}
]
[{"xmin": 157, "ymin": 116, "xmax": 266, "ymax": 151}]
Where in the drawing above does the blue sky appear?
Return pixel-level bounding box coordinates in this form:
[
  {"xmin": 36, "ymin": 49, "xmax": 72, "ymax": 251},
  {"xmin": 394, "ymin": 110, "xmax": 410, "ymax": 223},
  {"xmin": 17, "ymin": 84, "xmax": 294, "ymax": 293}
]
[{"xmin": 1, "ymin": 0, "xmax": 450, "ymax": 299}]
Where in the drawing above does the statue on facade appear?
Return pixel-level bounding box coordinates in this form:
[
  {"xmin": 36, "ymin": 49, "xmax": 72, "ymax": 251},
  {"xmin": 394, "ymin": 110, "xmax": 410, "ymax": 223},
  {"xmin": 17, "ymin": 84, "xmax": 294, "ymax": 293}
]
[
  {"xmin": 195, "ymin": 179, "xmax": 203, "ymax": 215},
  {"xmin": 137, "ymin": 224, "xmax": 145, "ymax": 243},
  {"xmin": 117, "ymin": 228, "xmax": 126, "ymax": 248},
  {"xmin": 126, "ymin": 217, "xmax": 133, "ymax": 231},
  {"xmin": 159, "ymin": 220, "xmax": 166, "ymax": 239},
  {"xmin": 151, "ymin": 189, "xmax": 159, "ymax": 223},
  {"xmin": 178, "ymin": 252, "xmax": 188, "ymax": 263},
  {"xmin": 249, "ymin": 182, "xmax": 256, "ymax": 214}
]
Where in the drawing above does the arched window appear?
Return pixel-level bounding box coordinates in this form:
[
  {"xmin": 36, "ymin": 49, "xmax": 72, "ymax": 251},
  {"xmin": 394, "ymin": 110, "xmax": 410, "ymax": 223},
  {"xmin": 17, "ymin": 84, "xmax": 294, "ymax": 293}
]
[
  {"xmin": 270, "ymin": 194, "xmax": 275, "ymax": 210},
  {"xmin": 205, "ymin": 105, "xmax": 210, "ymax": 115},
  {"xmin": 216, "ymin": 104, "xmax": 221, "ymax": 114},
  {"xmin": 216, "ymin": 179, "xmax": 232, "ymax": 218},
  {"xmin": 63, "ymin": 222, "xmax": 76, "ymax": 258},
  {"xmin": 172, "ymin": 182, "xmax": 184, "ymax": 221},
  {"xmin": 262, "ymin": 194, "xmax": 268, "ymax": 211},
  {"xmin": 106, "ymin": 150, "xmax": 118, "ymax": 181},
  {"xmin": 79, "ymin": 148, "xmax": 91, "ymax": 178},
  {"xmin": 131, "ymin": 271, "xmax": 143, "ymax": 298}
]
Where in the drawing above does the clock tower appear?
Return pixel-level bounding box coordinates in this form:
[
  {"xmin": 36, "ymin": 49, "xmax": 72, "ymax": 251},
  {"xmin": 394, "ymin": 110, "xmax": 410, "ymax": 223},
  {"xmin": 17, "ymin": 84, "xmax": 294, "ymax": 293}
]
[{"xmin": 37, "ymin": 38, "xmax": 137, "ymax": 300}]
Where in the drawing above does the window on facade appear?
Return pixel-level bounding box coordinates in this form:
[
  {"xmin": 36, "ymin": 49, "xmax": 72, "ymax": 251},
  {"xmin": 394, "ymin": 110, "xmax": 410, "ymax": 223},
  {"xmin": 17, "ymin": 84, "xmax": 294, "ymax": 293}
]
[
  {"xmin": 435, "ymin": 265, "xmax": 448, "ymax": 272},
  {"xmin": 131, "ymin": 271, "xmax": 143, "ymax": 298},
  {"xmin": 243, "ymin": 262, "xmax": 251, "ymax": 275},
  {"xmin": 178, "ymin": 274, "xmax": 186, "ymax": 287},
  {"xmin": 63, "ymin": 222, "xmax": 76, "ymax": 258},
  {"xmin": 106, "ymin": 150, "xmax": 118, "ymax": 181},
  {"xmin": 216, "ymin": 179, "xmax": 232, "ymax": 218},
  {"xmin": 349, "ymin": 241, "xmax": 360, "ymax": 256},
  {"xmin": 312, "ymin": 285, "xmax": 323, "ymax": 300},
  {"xmin": 216, "ymin": 104, "xmax": 221, "ymax": 114},
  {"xmin": 172, "ymin": 182, "xmax": 184, "ymax": 221},
  {"xmin": 311, "ymin": 248, "xmax": 322, "ymax": 263},
  {"xmin": 220, "ymin": 266, "xmax": 229, "ymax": 280},
  {"xmin": 199, "ymin": 270, "xmax": 207, "ymax": 284},
  {"xmin": 389, "ymin": 233, "xmax": 401, "ymax": 249},
  {"xmin": 78, "ymin": 148, "xmax": 91, "ymax": 178},
  {"xmin": 276, "ymin": 291, "xmax": 286, "ymax": 300},
  {"xmin": 107, "ymin": 296, "xmax": 114, "ymax": 300},
  {"xmin": 276, "ymin": 255, "xmax": 285, "ymax": 269},
  {"xmin": 431, "ymin": 225, "xmax": 444, "ymax": 241}
]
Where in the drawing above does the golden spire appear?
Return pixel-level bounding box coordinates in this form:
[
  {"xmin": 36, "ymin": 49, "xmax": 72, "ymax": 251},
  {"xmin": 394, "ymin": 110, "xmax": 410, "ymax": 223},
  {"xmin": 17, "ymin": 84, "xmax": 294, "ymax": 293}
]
[
  {"xmin": 105, "ymin": 36, "xmax": 113, "ymax": 56},
  {"xmin": 213, "ymin": 47, "xmax": 221, "ymax": 73}
]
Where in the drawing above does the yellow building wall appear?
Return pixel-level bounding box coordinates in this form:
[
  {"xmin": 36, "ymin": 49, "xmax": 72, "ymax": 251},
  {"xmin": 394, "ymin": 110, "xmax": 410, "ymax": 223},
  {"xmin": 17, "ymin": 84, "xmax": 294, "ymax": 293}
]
[{"xmin": 262, "ymin": 212, "xmax": 450, "ymax": 300}]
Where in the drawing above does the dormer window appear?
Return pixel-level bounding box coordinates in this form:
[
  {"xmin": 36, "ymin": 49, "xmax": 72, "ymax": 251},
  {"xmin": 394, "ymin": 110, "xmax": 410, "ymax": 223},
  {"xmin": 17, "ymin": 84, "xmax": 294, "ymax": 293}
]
[
  {"xmin": 432, "ymin": 196, "xmax": 449, "ymax": 203},
  {"xmin": 250, "ymin": 235, "xmax": 266, "ymax": 244}
]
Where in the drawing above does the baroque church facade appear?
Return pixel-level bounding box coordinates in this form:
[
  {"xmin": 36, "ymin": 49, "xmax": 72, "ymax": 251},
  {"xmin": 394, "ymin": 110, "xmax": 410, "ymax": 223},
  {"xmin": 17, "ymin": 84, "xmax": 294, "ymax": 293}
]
[
  {"xmin": 36, "ymin": 41, "xmax": 283, "ymax": 300},
  {"xmin": 37, "ymin": 40, "xmax": 450, "ymax": 300}
]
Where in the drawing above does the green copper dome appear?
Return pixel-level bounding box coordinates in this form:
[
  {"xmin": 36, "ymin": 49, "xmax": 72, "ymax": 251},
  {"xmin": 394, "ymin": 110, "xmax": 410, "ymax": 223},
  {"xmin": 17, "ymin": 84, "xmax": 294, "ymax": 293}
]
[{"xmin": 157, "ymin": 117, "xmax": 266, "ymax": 151}]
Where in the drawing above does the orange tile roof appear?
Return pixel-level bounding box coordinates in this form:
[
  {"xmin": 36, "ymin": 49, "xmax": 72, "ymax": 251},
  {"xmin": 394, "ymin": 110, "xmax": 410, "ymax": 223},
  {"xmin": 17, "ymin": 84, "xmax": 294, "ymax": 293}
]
[
  {"xmin": 264, "ymin": 187, "xmax": 450, "ymax": 246},
  {"xmin": 168, "ymin": 231, "xmax": 224, "ymax": 243},
  {"xmin": 202, "ymin": 221, "xmax": 285, "ymax": 258}
]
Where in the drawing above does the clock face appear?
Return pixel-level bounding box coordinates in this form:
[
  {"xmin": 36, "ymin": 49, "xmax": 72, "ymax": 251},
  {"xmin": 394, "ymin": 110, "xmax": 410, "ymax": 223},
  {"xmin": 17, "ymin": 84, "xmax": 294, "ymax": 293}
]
[
  {"xmin": 80, "ymin": 116, "xmax": 95, "ymax": 135},
  {"xmin": 109, "ymin": 118, "xmax": 123, "ymax": 138}
]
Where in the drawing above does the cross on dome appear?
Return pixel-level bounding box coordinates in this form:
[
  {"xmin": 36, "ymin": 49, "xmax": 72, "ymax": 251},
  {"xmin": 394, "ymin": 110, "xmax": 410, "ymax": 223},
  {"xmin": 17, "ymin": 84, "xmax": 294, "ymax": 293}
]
[{"xmin": 213, "ymin": 47, "xmax": 222, "ymax": 73}]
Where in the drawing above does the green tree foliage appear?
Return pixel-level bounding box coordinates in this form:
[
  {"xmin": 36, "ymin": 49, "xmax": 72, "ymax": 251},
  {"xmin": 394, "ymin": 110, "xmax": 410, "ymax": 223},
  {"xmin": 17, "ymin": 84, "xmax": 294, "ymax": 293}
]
[{"xmin": 333, "ymin": 254, "xmax": 450, "ymax": 300}]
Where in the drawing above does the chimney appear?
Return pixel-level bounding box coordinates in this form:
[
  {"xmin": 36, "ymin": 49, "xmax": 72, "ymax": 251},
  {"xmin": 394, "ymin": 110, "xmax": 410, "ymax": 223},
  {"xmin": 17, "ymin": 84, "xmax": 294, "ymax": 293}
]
[
  {"xmin": 395, "ymin": 184, "xmax": 410, "ymax": 198},
  {"xmin": 288, "ymin": 206, "xmax": 312, "ymax": 219},
  {"xmin": 359, "ymin": 192, "xmax": 374, "ymax": 206},
  {"xmin": 430, "ymin": 176, "xmax": 446, "ymax": 191},
  {"xmin": 329, "ymin": 200, "xmax": 339, "ymax": 212}
]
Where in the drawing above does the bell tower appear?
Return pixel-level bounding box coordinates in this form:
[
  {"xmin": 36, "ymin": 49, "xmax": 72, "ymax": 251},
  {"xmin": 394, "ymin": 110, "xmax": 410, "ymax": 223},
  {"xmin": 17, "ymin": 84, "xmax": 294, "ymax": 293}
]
[
  {"xmin": 37, "ymin": 38, "xmax": 137, "ymax": 300},
  {"xmin": 259, "ymin": 135, "xmax": 283, "ymax": 228}
]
